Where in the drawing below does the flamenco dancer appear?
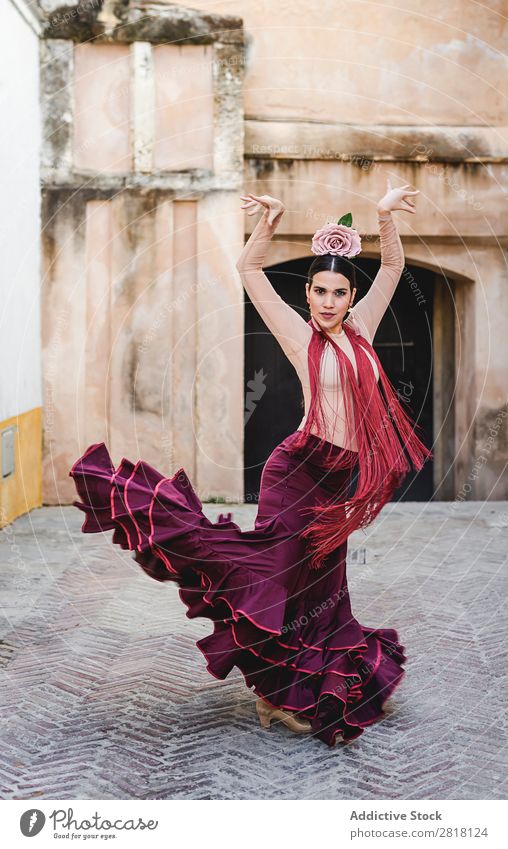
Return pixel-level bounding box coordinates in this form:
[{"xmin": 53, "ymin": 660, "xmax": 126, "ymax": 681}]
[{"xmin": 69, "ymin": 178, "xmax": 431, "ymax": 747}]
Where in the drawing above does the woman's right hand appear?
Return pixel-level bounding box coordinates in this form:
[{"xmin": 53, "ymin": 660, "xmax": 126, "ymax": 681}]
[{"xmin": 240, "ymin": 193, "xmax": 285, "ymax": 226}]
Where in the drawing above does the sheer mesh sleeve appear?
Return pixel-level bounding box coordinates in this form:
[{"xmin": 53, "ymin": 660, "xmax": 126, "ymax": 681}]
[
  {"xmin": 350, "ymin": 210, "xmax": 405, "ymax": 343},
  {"xmin": 236, "ymin": 209, "xmax": 312, "ymax": 359}
]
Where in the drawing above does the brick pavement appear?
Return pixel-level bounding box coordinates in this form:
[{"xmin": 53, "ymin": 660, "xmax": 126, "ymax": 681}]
[{"xmin": 0, "ymin": 500, "xmax": 506, "ymax": 800}]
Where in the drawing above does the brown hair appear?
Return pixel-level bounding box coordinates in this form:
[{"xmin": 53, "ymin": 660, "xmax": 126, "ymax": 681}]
[{"xmin": 308, "ymin": 254, "xmax": 357, "ymax": 290}]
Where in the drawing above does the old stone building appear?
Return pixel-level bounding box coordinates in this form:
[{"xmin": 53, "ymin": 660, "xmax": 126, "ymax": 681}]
[{"xmin": 1, "ymin": 0, "xmax": 506, "ymax": 527}]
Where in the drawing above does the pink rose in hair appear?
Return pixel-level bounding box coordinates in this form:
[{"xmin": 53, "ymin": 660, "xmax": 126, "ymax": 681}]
[{"xmin": 311, "ymin": 223, "xmax": 362, "ymax": 258}]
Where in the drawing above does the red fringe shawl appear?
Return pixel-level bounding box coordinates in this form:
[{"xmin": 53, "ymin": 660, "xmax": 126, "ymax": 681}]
[{"xmin": 286, "ymin": 318, "xmax": 433, "ymax": 570}]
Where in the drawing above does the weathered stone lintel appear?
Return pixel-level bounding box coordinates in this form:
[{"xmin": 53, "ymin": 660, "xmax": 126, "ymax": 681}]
[
  {"xmin": 245, "ymin": 120, "xmax": 508, "ymax": 162},
  {"xmin": 40, "ymin": 170, "xmax": 242, "ymax": 192},
  {"xmin": 41, "ymin": 2, "xmax": 244, "ymax": 45}
]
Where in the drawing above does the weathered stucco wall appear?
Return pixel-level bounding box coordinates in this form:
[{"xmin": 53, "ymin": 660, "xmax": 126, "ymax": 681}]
[
  {"xmin": 183, "ymin": 0, "xmax": 508, "ymax": 126},
  {"xmin": 40, "ymin": 8, "xmax": 246, "ymax": 504}
]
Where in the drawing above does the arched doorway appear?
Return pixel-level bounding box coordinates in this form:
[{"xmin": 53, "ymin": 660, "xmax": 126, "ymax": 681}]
[{"xmin": 244, "ymin": 255, "xmax": 441, "ymax": 503}]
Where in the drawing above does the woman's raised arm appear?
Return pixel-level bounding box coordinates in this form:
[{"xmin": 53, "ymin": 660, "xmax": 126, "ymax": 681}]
[
  {"xmin": 236, "ymin": 194, "xmax": 312, "ymax": 359},
  {"xmin": 351, "ymin": 180, "xmax": 418, "ymax": 343}
]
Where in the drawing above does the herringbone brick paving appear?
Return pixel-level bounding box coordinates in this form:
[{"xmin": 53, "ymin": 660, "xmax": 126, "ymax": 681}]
[{"xmin": 0, "ymin": 500, "xmax": 506, "ymax": 800}]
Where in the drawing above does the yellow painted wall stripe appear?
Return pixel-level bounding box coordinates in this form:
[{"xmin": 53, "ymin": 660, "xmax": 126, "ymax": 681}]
[{"xmin": 0, "ymin": 407, "xmax": 42, "ymax": 528}]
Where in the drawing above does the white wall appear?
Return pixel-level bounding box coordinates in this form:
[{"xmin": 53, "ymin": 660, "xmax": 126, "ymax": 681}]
[{"xmin": 0, "ymin": 0, "xmax": 41, "ymax": 421}]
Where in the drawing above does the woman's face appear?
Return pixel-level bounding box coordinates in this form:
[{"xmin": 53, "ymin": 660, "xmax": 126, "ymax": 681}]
[{"xmin": 306, "ymin": 271, "xmax": 356, "ymax": 335}]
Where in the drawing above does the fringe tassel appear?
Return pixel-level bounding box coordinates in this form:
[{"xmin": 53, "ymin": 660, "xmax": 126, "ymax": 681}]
[{"xmin": 287, "ymin": 320, "xmax": 433, "ymax": 570}]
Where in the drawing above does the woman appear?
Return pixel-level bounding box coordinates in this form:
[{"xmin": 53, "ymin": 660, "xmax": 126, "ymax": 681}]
[{"xmin": 69, "ymin": 179, "xmax": 431, "ymax": 747}]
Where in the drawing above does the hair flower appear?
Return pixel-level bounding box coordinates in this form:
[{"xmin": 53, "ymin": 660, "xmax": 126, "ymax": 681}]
[{"xmin": 311, "ymin": 212, "xmax": 362, "ymax": 258}]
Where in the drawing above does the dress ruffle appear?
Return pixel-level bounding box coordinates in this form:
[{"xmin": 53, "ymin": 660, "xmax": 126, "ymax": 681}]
[{"xmin": 69, "ymin": 442, "xmax": 407, "ymax": 746}]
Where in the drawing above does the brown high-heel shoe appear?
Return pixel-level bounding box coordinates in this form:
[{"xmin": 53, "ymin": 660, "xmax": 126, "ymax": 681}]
[{"xmin": 255, "ymin": 698, "xmax": 312, "ymax": 733}]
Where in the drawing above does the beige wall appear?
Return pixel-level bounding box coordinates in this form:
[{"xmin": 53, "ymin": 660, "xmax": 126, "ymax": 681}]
[
  {"xmin": 185, "ymin": 0, "xmax": 507, "ymax": 125},
  {"xmin": 41, "ymin": 23, "xmax": 246, "ymax": 504}
]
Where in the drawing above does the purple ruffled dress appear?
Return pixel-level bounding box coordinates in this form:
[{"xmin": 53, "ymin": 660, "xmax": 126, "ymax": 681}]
[{"xmin": 69, "ymin": 429, "xmax": 406, "ymax": 747}]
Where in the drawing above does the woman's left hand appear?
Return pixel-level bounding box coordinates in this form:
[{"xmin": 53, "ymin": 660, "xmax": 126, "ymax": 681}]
[{"xmin": 377, "ymin": 177, "xmax": 419, "ymax": 214}]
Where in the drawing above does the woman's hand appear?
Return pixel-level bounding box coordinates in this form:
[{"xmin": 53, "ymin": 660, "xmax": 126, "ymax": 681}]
[
  {"xmin": 377, "ymin": 178, "xmax": 419, "ymax": 215},
  {"xmin": 240, "ymin": 193, "xmax": 285, "ymax": 226}
]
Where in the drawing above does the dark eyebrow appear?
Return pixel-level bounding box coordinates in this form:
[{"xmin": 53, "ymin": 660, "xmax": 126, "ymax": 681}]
[{"xmin": 313, "ymin": 285, "xmax": 348, "ymax": 291}]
